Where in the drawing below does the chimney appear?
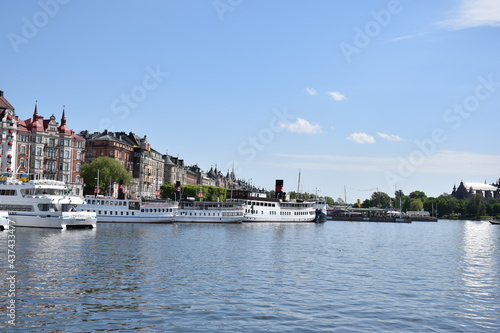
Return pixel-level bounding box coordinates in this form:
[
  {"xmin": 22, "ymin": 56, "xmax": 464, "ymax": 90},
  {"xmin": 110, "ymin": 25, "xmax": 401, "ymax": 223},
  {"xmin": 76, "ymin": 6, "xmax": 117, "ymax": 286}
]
[
  {"xmin": 275, "ymin": 180, "xmax": 283, "ymax": 198},
  {"xmin": 0, "ymin": 91, "xmax": 3, "ymax": 97}
]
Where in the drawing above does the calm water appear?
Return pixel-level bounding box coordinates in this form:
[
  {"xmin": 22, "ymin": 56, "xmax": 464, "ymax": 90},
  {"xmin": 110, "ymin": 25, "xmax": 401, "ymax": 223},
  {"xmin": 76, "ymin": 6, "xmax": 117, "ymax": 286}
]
[{"xmin": 1, "ymin": 220, "xmax": 499, "ymax": 332}]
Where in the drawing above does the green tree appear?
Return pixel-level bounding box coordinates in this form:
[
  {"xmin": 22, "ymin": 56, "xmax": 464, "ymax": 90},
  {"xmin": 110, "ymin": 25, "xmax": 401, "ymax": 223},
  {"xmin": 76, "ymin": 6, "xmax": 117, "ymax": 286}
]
[
  {"xmin": 409, "ymin": 199, "xmax": 423, "ymax": 211},
  {"xmin": 80, "ymin": 157, "xmax": 131, "ymax": 196},
  {"xmin": 161, "ymin": 184, "xmax": 227, "ymax": 202},
  {"xmin": 370, "ymin": 191, "xmax": 391, "ymax": 208},
  {"xmin": 466, "ymin": 194, "xmax": 486, "ymax": 217},
  {"xmin": 324, "ymin": 196, "xmax": 336, "ymax": 206},
  {"xmin": 361, "ymin": 199, "xmax": 371, "ymax": 208},
  {"xmin": 409, "ymin": 190, "xmax": 427, "ymax": 202},
  {"xmin": 486, "ymin": 199, "xmax": 500, "ymax": 217}
]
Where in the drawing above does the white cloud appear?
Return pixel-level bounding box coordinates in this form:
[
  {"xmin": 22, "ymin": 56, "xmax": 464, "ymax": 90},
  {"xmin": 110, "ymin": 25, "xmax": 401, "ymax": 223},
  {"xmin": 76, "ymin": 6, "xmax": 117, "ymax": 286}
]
[
  {"xmin": 439, "ymin": 0, "xmax": 500, "ymax": 29},
  {"xmin": 278, "ymin": 117, "xmax": 322, "ymax": 134},
  {"xmin": 377, "ymin": 132, "xmax": 404, "ymax": 142},
  {"xmin": 391, "ymin": 35, "xmax": 414, "ymax": 42},
  {"xmin": 346, "ymin": 132, "xmax": 375, "ymax": 144},
  {"xmin": 305, "ymin": 87, "xmax": 317, "ymax": 96},
  {"xmin": 327, "ymin": 91, "xmax": 346, "ymax": 101}
]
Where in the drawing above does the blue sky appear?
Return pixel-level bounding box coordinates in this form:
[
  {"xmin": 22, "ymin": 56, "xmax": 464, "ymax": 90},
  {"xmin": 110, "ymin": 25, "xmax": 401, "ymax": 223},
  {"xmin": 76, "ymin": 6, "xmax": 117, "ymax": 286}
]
[{"xmin": 2, "ymin": 0, "xmax": 500, "ymax": 202}]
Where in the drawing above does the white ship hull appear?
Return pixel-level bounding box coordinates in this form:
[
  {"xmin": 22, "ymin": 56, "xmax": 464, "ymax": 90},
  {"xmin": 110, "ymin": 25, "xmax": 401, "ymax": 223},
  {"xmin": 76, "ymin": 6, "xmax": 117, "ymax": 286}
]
[
  {"xmin": 8, "ymin": 212, "xmax": 96, "ymax": 229},
  {"xmin": 92, "ymin": 215, "xmax": 175, "ymax": 223},
  {"xmin": 242, "ymin": 214, "xmax": 316, "ymax": 222},
  {"xmin": 175, "ymin": 210, "xmax": 243, "ymax": 223}
]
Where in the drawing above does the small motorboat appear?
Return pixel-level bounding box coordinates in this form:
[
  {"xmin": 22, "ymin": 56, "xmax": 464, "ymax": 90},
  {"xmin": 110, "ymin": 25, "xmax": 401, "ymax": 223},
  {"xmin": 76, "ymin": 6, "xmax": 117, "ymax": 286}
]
[{"xmin": 490, "ymin": 220, "xmax": 500, "ymax": 225}]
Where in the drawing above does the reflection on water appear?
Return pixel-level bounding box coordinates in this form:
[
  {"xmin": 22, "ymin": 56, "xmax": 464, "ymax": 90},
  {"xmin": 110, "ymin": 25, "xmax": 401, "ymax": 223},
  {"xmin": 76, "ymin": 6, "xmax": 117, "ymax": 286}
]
[
  {"xmin": 459, "ymin": 221, "xmax": 500, "ymax": 326},
  {"xmin": 1, "ymin": 221, "xmax": 499, "ymax": 332}
]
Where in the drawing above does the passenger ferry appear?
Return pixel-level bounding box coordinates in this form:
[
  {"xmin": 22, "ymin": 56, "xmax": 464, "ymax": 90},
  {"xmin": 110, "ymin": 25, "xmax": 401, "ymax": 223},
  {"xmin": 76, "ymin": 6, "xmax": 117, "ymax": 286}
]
[
  {"xmin": 226, "ymin": 189, "xmax": 317, "ymax": 222},
  {"xmin": 176, "ymin": 198, "xmax": 245, "ymax": 223},
  {"xmin": 0, "ymin": 211, "xmax": 9, "ymax": 231},
  {"xmin": 78, "ymin": 196, "xmax": 177, "ymax": 223},
  {"xmin": 0, "ymin": 174, "xmax": 96, "ymax": 229}
]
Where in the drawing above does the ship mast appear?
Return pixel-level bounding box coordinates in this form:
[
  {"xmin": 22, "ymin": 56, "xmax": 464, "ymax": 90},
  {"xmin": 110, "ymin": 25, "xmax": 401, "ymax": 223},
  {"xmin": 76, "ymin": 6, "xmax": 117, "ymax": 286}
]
[{"xmin": 297, "ymin": 168, "xmax": 301, "ymax": 197}]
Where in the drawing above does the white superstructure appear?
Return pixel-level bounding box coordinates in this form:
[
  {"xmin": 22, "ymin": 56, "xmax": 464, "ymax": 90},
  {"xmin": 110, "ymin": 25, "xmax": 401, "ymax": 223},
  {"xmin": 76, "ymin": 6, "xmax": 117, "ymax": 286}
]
[
  {"xmin": 0, "ymin": 177, "xmax": 96, "ymax": 229},
  {"xmin": 78, "ymin": 196, "xmax": 177, "ymax": 223},
  {"xmin": 176, "ymin": 199, "xmax": 244, "ymax": 223}
]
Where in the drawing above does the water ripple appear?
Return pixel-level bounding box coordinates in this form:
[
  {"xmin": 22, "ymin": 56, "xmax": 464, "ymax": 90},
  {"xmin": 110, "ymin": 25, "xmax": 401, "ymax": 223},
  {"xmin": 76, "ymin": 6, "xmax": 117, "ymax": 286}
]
[{"xmin": 1, "ymin": 221, "xmax": 499, "ymax": 332}]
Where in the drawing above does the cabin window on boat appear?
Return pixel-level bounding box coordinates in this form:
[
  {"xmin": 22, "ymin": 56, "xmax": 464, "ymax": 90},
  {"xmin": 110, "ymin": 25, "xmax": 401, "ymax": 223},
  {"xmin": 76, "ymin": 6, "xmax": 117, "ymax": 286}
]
[
  {"xmin": 0, "ymin": 204, "xmax": 34, "ymax": 212},
  {"xmin": 22, "ymin": 188, "xmax": 65, "ymax": 196},
  {"xmin": 128, "ymin": 202, "xmax": 140, "ymax": 210},
  {"xmin": 0, "ymin": 189, "xmax": 17, "ymax": 196},
  {"xmin": 37, "ymin": 203, "xmax": 73, "ymax": 212}
]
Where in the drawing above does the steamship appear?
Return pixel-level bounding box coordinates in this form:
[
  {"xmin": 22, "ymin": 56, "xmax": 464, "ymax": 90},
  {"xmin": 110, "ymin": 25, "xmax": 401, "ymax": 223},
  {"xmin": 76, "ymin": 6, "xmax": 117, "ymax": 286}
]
[{"xmin": 226, "ymin": 180, "xmax": 317, "ymax": 222}]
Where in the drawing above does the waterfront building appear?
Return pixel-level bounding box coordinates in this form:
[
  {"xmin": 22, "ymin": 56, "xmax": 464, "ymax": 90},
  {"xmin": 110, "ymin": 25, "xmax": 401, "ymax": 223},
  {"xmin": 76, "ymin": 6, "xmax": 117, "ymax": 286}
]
[
  {"xmin": 1, "ymin": 91, "xmax": 85, "ymax": 194},
  {"xmin": 452, "ymin": 180, "xmax": 500, "ymax": 200},
  {"xmin": 163, "ymin": 154, "xmax": 187, "ymax": 186},
  {"xmin": 81, "ymin": 130, "xmax": 164, "ymax": 199}
]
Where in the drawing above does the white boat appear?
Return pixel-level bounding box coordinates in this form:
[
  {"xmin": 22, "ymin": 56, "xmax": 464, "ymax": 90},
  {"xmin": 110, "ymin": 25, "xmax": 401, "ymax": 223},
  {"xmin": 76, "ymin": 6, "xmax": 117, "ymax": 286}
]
[
  {"xmin": 0, "ymin": 211, "xmax": 10, "ymax": 230},
  {"xmin": 0, "ymin": 178, "xmax": 96, "ymax": 229},
  {"xmin": 176, "ymin": 198, "xmax": 244, "ymax": 223},
  {"xmin": 226, "ymin": 190, "xmax": 317, "ymax": 222},
  {"xmin": 78, "ymin": 196, "xmax": 177, "ymax": 223}
]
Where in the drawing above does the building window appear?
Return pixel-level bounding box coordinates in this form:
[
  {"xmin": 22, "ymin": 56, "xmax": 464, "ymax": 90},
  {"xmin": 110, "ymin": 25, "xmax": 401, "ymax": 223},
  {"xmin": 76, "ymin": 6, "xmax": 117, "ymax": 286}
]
[
  {"xmin": 20, "ymin": 145, "xmax": 26, "ymax": 154},
  {"xmin": 36, "ymin": 147, "xmax": 42, "ymax": 156},
  {"xmin": 76, "ymin": 163, "xmax": 80, "ymax": 172},
  {"xmin": 47, "ymin": 161, "xmax": 55, "ymax": 171},
  {"xmin": 77, "ymin": 151, "xmax": 81, "ymax": 160},
  {"xmin": 20, "ymin": 158, "xmax": 25, "ymax": 168},
  {"xmin": 35, "ymin": 160, "xmax": 42, "ymax": 169}
]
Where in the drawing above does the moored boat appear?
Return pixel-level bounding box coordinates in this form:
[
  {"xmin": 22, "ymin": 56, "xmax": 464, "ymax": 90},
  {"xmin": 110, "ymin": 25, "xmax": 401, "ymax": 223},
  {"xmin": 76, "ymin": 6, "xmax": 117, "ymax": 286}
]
[
  {"xmin": 175, "ymin": 199, "xmax": 244, "ymax": 223},
  {"xmin": 328, "ymin": 207, "xmax": 411, "ymax": 223},
  {"xmin": 0, "ymin": 176, "xmax": 96, "ymax": 229},
  {"xmin": 226, "ymin": 180, "xmax": 317, "ymax": 223},
  {"xmin": 78, "ymin": 196, "xmax": 177, "ymax": 223}
]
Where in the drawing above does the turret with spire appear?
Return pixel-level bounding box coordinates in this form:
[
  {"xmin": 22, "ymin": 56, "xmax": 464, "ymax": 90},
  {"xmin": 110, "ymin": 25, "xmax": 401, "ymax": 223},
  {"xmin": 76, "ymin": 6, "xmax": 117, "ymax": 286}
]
[{"xmin": 58, "ymin": 106, "xmax": 72, "ymax": 134}]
